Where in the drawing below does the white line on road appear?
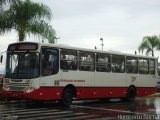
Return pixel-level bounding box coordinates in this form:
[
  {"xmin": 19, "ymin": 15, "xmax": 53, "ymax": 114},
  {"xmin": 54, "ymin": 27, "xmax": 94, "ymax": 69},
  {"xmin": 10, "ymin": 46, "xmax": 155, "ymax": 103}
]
[{"xmin": 71, "ymin": 105, "xmax": 143, "ymax": 115}]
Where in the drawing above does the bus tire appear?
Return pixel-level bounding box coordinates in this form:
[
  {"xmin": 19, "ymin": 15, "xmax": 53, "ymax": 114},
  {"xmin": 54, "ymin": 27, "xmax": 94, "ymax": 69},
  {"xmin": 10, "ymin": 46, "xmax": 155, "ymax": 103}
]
[
  {"xmin": 61, "ymin": 88, "xmax": 73, "ymax": 107},
  {"xmin": 127, "ymin": 86, "xmax": 136, "ymax": 102}
]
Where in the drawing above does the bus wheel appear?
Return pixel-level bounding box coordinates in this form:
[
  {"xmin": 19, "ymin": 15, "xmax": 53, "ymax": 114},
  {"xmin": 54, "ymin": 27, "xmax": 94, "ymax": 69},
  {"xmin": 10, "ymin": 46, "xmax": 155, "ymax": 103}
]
[
  {"xmin": 127, "ymin": 86, "xmax": 136, "ymax": 102},
  {"xmin": 61, "ymin": 89, "xmax": 73, "ymax": 107}
]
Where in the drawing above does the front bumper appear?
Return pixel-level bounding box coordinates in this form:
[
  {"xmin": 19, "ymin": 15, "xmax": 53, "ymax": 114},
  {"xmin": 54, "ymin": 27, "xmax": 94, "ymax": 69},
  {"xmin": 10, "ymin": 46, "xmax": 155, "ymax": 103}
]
[{"xmin": 2, "ymin": 87, "xmax": 64, "ymax": 100}]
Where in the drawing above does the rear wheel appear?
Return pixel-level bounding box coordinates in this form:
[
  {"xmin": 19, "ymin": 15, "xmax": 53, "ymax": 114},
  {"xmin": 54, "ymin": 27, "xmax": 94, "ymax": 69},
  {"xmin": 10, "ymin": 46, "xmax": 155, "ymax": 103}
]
[{"xmin": 61, "ymin": 89, "xmax": 73, "ymax": 107}]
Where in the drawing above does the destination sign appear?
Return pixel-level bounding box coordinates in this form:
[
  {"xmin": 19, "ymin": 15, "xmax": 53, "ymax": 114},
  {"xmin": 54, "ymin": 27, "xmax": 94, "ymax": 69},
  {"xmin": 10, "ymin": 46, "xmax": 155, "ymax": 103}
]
[{"xmin": 8, "ymin": 43, "xmax": 38, "ymax": 51}]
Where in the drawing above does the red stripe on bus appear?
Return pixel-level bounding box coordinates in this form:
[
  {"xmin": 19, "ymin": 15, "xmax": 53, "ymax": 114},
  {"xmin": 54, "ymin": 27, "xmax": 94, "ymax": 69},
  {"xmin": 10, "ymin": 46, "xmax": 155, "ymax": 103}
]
[{"xmin": 2, "ymin": 87, "xmax": 157, "ymax": 100}]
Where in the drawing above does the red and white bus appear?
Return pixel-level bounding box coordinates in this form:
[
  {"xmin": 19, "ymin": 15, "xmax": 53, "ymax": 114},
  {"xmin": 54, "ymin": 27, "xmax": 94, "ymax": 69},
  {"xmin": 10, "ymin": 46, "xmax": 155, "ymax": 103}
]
[{"xmin": 1, "ymin": 42, "xmax": 157, "ymax": 106}]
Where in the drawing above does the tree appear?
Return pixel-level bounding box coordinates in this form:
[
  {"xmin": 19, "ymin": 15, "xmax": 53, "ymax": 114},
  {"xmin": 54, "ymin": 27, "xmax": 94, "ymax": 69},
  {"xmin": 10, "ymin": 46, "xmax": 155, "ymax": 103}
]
[
  {"xmin": 138, "ymin": 35, "xmax": 160, "ymax": 56},
  {"xmin": 0, "ymin": 0, "xmax": 56, "ymax": 43}
]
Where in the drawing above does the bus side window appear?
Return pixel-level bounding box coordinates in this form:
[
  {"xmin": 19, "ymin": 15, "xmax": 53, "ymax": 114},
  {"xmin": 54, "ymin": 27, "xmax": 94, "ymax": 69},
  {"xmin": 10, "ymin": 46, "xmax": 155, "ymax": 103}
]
[
  {"xmin": 60, "ymin": 49, "xmax": 77, "ymax": 71},
  {"xmin": 149, "ymin": 59, "xmax": 155, "ymax": 75},
  {"xmin": 96, "ymin": 53, "xmax": 111, "ymax": 72},
  {"xmin": 112, "ymin": 55, "xmax": 125, "ymax": 73},
  {"xmin": 139, "ymin": 58, "xmax": 149, "ymax": 74},
  {"xmin": 126, "ymin": 57, "xmax": 138, "ymax": 74},
  {"xmin": 60, "ymin": 55, "xmax": 68, "ymax": 70},
  {"xmin": 79, "ymin": 52, "xmax": 95, "ymax": 71}
]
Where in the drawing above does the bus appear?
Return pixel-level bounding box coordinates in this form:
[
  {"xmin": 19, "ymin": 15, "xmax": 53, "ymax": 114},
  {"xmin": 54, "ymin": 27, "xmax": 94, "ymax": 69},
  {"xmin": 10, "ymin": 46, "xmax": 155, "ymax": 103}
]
[{"xmin": 1, "ymin": 42, "xmax": 157, "ymax": 106}]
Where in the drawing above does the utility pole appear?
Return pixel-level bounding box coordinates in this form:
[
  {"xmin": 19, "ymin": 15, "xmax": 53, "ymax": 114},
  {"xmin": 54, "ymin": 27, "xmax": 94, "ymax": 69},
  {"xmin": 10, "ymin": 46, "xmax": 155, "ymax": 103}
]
[
  {"xmin": 100, "ymin": 38, "xmax": 104, "ymax": 50},
  {"xmin": 54, "ymin": 37, "xmax": 60, "ymax": 44}
]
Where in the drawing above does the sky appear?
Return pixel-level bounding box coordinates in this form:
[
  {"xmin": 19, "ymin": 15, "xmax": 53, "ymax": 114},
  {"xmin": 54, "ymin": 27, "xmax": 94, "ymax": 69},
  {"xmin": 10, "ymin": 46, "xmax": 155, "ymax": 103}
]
[{"xmin": 0, "ymin": 0, "xmax": 160, "ymax": 65}]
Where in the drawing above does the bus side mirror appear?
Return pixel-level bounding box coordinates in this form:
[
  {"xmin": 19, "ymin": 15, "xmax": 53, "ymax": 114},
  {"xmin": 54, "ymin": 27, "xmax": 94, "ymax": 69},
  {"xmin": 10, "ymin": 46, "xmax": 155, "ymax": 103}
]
[{"xmin": 0, "ymin": 55, "xmax": 3, "ymax": 63}]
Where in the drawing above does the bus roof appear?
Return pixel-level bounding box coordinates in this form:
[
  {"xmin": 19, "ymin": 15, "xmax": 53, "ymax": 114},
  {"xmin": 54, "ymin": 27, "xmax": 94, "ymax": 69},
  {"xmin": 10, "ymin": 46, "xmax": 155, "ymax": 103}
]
[{"xmin": 8, "ymin": 42, "xmax": 157, "ymax": 59}]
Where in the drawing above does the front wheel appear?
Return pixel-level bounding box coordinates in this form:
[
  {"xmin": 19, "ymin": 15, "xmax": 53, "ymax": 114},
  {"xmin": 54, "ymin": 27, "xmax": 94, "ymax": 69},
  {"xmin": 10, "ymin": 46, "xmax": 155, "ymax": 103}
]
[{"xmin": 61, "ymin": 89, "xmax": 73, "ymax": 107}]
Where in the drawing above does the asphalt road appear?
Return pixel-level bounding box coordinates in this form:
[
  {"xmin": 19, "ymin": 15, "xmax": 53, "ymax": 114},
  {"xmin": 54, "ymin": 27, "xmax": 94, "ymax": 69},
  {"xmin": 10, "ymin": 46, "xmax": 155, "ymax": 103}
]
[{"xmin": 0, "ymin": 96, "xmax": 160, "ymax": 120}]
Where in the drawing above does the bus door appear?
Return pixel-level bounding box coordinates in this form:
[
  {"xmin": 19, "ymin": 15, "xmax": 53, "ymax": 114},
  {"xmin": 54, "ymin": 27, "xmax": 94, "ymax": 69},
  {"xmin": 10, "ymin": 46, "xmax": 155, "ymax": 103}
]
[{"xmin": 40, "ymin": 47, "xmax": 60, "ymax": 87}]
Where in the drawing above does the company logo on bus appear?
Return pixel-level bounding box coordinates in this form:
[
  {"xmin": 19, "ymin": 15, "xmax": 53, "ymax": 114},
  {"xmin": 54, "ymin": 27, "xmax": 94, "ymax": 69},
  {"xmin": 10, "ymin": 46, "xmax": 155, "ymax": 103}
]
[{"xmin": 60, "ymin": 79, "xmax": 85, "ymax": 83}]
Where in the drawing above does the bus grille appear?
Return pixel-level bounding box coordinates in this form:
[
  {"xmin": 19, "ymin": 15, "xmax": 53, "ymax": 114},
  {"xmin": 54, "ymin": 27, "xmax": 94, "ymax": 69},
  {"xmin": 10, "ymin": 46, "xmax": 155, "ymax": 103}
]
[{"xmin": 9, "ymin": 86, "xmax": 26, "ymax": 92}]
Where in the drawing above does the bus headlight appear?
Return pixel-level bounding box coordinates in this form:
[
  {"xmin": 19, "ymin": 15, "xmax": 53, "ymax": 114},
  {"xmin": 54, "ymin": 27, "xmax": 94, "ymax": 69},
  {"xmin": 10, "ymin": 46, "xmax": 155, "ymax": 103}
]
[
  {"xmin": 24, "ymin": 87, "xmax": 35, "ymax": 93},
  {"xmin": 3, "ymin": 85, "xmax": 10, "ymax": 91}
]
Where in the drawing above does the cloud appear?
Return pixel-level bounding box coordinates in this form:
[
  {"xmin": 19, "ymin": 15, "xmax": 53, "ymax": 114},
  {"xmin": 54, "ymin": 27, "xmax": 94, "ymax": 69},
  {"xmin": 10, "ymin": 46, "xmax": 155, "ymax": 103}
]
[{"xmin": 1, "ymin": 0, "xmax": 160, "ymax": 59}]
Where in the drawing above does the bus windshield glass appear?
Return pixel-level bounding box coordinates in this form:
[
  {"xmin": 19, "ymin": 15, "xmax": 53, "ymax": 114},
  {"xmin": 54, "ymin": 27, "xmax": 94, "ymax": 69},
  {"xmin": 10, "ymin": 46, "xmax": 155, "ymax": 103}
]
[{"xmin": 5, "ymin": 52, "xmax": 39, "ymax": 79}]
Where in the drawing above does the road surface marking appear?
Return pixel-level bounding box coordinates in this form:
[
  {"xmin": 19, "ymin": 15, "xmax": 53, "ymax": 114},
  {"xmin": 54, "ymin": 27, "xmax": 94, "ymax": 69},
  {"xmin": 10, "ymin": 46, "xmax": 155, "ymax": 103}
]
[{"xmin": 71, "ymin": 105, "xmax": 143, "ymax": 115}]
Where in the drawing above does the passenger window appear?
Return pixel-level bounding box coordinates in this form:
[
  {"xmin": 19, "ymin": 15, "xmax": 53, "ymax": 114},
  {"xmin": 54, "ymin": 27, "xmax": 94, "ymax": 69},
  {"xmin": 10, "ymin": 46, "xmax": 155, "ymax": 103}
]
[
  {"xmin": 138, "ymin": 59, "xmax": 149, "ymax": 74},
  {"xmin": 112, "ymin": 55, "xmax": 125, "ymax": 73},
  {"xmin": 96, "ymin": 53, "xmax": 111, "ymax": 72},
  {"xmin": 149, "ymin": 59, "xmax": 155, "ymax": 75},
  {"xmin": 60, "ymin": 49, "xmax": 77, "ymax": 70},
  {"xmin": 41, "ymin": 48, "xmax": 59, "ymax": 76},
  {"xmin": 126, "ymin": 57, "xmax": 138, "ymax": 74},
  {"xmin": 79, "ymin": 52, "xmax": 95, "ymax": 71}
]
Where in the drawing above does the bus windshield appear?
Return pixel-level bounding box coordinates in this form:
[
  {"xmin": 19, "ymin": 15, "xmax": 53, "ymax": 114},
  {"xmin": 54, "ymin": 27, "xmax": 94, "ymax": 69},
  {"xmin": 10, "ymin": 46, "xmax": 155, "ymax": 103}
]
[{"xmin": 5, "ymin": 52, "xmax": 39, "ymax": 79}]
